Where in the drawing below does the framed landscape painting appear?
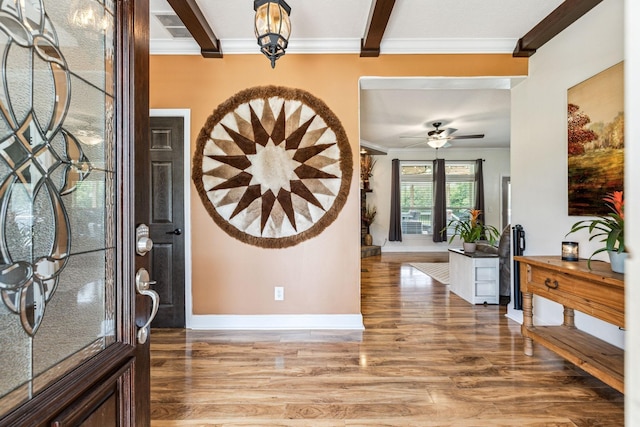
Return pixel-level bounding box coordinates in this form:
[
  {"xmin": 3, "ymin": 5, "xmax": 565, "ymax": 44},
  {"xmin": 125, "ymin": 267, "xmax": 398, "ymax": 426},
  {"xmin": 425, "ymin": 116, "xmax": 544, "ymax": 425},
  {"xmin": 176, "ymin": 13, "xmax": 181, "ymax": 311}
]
[{"xmin": 567, "ymin": 61, "xmax": 624, "ymax": 216}]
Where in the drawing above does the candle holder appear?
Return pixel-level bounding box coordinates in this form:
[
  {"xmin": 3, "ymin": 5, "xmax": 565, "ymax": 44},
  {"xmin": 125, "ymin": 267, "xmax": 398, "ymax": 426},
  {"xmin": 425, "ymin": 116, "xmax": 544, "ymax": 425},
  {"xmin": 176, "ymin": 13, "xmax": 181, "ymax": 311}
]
[{"xmin": 562, "ymin": 241, "xmax": 579, "ymax": 261}]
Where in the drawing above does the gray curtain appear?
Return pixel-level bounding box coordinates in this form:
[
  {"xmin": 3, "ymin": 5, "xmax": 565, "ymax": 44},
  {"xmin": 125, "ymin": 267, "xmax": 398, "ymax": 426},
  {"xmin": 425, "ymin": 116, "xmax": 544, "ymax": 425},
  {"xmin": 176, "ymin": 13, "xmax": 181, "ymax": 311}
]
[
  {"xmin": 432, "ymin": 158, "xmax": 446, "ymax": 242},
  {"xmin": 389, "ymin": 159, "xmax": 402, "ymax": 241},
  {"xmin": 474, "ymin": 159, "xmax": 485, "ymax": 223}
]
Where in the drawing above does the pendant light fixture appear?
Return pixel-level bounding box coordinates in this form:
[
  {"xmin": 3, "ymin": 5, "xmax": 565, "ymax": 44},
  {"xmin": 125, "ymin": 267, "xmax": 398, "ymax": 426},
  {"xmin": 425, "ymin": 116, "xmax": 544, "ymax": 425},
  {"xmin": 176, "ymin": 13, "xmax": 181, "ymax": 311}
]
[{"xmin": 254, "ymin": 0, "xmax": 291, "ymax": 68}]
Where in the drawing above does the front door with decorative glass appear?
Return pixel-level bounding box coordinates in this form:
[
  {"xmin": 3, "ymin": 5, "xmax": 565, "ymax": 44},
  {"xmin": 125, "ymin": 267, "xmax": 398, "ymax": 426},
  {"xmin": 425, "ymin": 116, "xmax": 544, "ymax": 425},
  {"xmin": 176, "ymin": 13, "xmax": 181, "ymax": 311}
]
[{"xmin": 0, "ymin": 1, "xmax": 152, "ymax": 425}]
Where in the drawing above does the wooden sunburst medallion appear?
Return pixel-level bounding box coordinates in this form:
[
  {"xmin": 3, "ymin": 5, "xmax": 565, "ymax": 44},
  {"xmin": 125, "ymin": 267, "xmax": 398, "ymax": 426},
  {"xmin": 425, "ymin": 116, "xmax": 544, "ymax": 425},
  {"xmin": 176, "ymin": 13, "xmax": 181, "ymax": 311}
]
[{"xmin": 193, "ymin": 86, "xmax": 353, "ymax": 248}]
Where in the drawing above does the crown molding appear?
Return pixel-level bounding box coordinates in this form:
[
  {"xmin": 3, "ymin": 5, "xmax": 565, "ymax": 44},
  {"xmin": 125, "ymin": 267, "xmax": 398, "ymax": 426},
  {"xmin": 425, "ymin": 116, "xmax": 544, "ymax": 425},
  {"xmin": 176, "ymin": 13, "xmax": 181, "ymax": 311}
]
[
  {"xmin": 380, "ymin": 38, "xmax": 518, "ymax": 54},
  {"xmin": 150, "ymin": 38, "xmax": 201, "ymax": 55},
  {"xmin": 150, "ymin": 37, "xmax": 519, "ymax": 56},
  {"xmin": 150, "ymin": 37, "xmax": 362, "ymax": 55},
  {"xmin": 223, "ymin": 38, "xmax": 363, "ymax": 54}
]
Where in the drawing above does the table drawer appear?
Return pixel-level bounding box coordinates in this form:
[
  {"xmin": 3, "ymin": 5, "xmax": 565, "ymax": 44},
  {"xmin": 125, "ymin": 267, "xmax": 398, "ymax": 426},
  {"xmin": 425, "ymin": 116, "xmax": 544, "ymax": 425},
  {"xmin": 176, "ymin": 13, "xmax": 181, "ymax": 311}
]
[{"xmin": 524, "ymin": 264, "xmax": 624, "ymax": 326}]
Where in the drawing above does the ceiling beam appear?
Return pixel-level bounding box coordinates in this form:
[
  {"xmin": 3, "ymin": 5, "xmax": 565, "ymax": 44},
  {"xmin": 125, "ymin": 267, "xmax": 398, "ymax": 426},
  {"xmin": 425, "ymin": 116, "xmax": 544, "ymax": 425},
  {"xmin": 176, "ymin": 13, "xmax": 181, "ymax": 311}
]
[
  {"xmin": 360, "ymin": 0, "xmax": 396, "ymax": 57},
  {"xmin": 167, "ymin": 0, "xmax": 222, "ymax": 58},
  {"xmin": 513, "ymin": 0, "xmax": 603, "ymax": 57}
]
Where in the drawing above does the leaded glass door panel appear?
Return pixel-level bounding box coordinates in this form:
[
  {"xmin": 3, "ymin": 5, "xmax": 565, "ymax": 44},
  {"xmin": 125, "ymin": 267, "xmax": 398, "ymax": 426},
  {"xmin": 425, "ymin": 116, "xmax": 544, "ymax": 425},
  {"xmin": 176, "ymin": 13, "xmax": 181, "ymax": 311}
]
[{"xmin": 0, "ymin": 0, "xmax": 150, "ymax": 425}]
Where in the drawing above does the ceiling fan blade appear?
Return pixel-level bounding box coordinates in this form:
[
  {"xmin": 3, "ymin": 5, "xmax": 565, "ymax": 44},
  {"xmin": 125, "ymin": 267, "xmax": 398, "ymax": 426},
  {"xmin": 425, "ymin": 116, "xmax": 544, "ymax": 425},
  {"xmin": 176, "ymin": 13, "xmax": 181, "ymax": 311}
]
[
  {"xmin": 448, "ymin": 133, "xmax": 484, "ymax": 140},
  {"xmin": 400, "ymin": 135, "xmax": 427, "ymax": 139},
  {"xmin": 403, "ymin": 140, "xmax": 428, "ymax": 148},
  {"xmin": 440, "ymin": 127, "xmax": 457, "ymax": 137}
]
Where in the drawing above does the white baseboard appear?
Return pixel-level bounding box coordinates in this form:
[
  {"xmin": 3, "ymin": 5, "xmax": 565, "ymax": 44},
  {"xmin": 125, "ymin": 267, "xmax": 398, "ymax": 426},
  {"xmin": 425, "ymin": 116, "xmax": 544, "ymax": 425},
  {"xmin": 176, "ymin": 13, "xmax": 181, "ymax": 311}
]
[
  {"xmin": 505, "ymin": 309, "xmax": 523, "ymax": 324},
  {"xmin": 505, "ymin": 309, "xmax": 557, "ymax": 327},
  {"xmin": 188, "ymin": 314, "xmax": 365, "ymax": 330},
  {"xmin": 381, "ymin": 244, "xmax": 450, "ymax": 253}
]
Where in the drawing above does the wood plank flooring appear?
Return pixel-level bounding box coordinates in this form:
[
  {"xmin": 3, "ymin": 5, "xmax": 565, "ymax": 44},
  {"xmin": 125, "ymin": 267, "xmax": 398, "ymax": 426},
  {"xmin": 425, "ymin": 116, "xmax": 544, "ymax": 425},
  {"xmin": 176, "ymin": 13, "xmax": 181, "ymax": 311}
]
[{"xmin": 150, "ymin": 252, "xmax": 624, "ymax": 426}]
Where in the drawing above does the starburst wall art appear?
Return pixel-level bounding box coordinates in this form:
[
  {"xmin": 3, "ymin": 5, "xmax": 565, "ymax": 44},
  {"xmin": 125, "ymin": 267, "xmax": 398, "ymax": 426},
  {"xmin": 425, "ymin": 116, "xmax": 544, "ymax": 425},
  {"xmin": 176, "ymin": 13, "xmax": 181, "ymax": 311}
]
[{"xmin": 193, "ymin": 86, "xmax": 353, "ymax": 248}]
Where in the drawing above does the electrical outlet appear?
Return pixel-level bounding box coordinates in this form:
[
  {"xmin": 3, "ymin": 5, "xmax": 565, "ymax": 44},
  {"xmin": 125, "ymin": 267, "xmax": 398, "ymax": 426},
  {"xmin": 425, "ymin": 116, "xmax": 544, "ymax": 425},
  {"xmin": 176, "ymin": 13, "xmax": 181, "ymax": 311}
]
[{"xmin": 274, "ymin": 286, "xmax": 284, "ymax": 301}]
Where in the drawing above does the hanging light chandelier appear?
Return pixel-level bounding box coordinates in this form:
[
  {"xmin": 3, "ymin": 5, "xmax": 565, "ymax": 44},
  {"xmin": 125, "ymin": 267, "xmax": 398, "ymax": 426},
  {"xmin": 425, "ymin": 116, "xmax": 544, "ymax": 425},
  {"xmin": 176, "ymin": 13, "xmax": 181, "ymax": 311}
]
[{"xmin": 254, "ymin": 0, "xmax": 291, "ymax": 68}]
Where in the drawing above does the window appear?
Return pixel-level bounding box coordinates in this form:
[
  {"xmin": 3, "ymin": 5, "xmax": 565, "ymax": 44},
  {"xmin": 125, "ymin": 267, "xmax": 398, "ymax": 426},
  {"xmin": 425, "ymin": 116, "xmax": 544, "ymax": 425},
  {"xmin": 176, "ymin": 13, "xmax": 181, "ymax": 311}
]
[
  {"xmin": 400, "ymin": 163, "xmax": 433, "ymax": 234},
  {"xmin": 400, "ymin": 161, "xmax": 476, "ymax": 235},
  {"xmin": 445, "ymin": 162, "xmax": 476, "ymax": 227}
]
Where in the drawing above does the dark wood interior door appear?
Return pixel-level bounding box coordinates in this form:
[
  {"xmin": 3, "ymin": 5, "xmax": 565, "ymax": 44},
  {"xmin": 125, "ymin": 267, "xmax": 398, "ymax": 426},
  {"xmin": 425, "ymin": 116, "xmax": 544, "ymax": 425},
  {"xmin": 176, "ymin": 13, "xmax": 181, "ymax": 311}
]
[
  {"xmin": 0, "ymin": 0, "xmax": 151, "ymax": 425},
  {"xmin": 149, "ymin": 116, "xmax": 186, "ymax": 328}
]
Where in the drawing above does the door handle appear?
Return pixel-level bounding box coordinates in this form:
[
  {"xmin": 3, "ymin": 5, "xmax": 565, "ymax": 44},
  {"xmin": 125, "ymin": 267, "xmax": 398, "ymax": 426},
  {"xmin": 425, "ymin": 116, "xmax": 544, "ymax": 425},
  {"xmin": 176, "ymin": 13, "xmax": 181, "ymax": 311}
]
[
  {"xmin": 166, "ymin": 228, "xmax": 182, "ymax": 235},
  {"xmin": 135, "ymin": 268, "xmax": 159, "ymax": 344}
]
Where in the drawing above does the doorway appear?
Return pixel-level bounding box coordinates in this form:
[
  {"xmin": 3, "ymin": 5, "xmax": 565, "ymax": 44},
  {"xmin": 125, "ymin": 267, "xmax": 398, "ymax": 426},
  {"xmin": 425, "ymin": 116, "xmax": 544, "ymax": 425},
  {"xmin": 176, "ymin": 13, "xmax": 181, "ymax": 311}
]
[
  {"xmin": 359, "ymin": 76, "xmax": 521, "ymax": 252},
  {"xmin": 149, "ymin": 109, "xmax": 192, "ymax": 328}
]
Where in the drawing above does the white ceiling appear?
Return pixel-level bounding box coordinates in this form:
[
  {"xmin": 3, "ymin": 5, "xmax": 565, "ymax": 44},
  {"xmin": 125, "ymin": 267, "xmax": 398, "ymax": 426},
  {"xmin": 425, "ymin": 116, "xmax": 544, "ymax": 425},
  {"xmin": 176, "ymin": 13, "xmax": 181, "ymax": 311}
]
[
  {"xmin": 359, "ymin": 77, "xmax": 525, "ymax": 152},
  {"xmin": 149, "ymin": 0, "xmax": 565, "ymax": 152}
]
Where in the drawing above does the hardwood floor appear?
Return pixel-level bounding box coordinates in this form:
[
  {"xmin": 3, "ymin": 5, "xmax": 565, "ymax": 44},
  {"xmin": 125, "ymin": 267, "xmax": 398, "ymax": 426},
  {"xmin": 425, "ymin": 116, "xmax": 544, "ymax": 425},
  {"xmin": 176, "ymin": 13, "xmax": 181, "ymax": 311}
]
[{"xmin": 150, "ymin": 253, "xmax": 624, "ymax": 426}]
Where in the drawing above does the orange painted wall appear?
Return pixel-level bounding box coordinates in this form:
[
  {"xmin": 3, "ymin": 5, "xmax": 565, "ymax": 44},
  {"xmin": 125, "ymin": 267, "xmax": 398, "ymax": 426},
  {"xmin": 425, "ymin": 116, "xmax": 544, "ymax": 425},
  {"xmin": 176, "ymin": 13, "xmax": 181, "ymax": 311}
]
[{"xmin": 149, "ymin": 53, "xmax": 527, "ymax": 316}]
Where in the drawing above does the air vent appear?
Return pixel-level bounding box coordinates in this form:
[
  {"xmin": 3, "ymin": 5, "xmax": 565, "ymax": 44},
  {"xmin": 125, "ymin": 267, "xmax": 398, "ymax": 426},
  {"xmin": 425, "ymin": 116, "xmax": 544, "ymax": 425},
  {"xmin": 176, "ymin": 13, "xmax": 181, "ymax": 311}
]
[{"xmin": 154, "ymin": 13, "xmax": 191, "ymax": 39}]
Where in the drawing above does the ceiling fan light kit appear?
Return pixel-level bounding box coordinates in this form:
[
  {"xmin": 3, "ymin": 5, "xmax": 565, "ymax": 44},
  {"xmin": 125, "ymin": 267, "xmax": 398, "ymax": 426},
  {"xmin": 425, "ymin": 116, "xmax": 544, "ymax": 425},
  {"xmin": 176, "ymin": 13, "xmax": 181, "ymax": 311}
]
[
  {"xmin": 401, "ymin": 121, "xmax": 485, "ymax": 149},
  {"xmin": 254, "ymin": 0, "xmax": 291, "ymax": 68},
  {"xmin": 427, "ymin": 139, "xmax": 449, "ymax": 149}
]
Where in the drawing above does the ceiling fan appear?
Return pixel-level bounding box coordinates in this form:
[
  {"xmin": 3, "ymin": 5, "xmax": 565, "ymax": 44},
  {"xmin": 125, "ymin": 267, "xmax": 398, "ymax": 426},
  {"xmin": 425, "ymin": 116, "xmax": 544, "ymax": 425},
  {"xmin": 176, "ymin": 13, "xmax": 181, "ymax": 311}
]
[{"xmin": 401, "ymin": 122, "xmax": 485, "ymax": 149}]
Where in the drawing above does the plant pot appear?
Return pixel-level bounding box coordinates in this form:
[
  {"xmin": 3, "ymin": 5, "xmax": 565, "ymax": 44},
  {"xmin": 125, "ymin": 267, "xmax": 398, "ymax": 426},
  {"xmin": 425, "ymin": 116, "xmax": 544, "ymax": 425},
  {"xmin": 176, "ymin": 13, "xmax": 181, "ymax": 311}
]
[
  {"xmin": 463, "ymin": 242, "xmax": 476, "ymax": 253},
  {"xmin": 608, "ymin": 250, "xmax": 627, "ymax": 274},
  {"xmin": 364, "ymin": 233, "xmax": 373, "ymax": 246}
]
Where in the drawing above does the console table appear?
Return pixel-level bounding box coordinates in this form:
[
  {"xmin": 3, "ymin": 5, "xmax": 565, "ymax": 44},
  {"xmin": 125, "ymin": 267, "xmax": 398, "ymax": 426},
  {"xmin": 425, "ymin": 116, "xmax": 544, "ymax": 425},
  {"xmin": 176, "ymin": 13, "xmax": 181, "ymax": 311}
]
[
  {"xmin": 514, "ymin": 256, "xmax": 624, "ymax": 393},
  {"xmin": 448, "ymin": 248, "xmax": 499, "ymax": 305}
]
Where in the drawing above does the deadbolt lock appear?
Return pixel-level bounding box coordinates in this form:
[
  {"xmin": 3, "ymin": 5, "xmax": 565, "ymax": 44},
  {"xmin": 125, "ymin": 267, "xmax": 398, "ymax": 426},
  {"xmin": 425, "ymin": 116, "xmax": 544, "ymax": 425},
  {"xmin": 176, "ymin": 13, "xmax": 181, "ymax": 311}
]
[{"xmin": 136, "ymin": 224, "xmax": 153, "ymax": 256}]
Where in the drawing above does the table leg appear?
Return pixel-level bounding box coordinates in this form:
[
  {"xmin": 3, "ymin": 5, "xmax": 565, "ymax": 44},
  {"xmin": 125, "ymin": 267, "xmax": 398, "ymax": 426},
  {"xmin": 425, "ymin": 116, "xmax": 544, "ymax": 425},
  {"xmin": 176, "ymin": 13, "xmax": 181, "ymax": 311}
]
[
  {"xmin": 522, "ymin": 291, "xmax": 533, "ymax": 356},
  {"xmin": 563, "ymin": 306, "xmax": 575, "ymax": 328}
]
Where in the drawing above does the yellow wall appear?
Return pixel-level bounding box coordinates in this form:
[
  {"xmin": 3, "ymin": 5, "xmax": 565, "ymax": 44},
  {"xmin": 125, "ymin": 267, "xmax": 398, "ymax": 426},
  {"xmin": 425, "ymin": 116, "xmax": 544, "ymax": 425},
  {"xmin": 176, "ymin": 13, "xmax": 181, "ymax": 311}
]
[{"xmin": 149, "ymin": 53, "xmax": 527, "ymax": 316}]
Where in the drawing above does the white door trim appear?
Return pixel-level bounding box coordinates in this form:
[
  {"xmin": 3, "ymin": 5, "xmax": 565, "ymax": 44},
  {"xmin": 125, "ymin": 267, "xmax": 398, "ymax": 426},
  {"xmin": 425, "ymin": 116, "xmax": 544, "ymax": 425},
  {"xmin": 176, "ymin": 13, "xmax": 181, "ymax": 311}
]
[{"xmin": 149, "ymin": 109, "xmax": 193, "ymax": 328}]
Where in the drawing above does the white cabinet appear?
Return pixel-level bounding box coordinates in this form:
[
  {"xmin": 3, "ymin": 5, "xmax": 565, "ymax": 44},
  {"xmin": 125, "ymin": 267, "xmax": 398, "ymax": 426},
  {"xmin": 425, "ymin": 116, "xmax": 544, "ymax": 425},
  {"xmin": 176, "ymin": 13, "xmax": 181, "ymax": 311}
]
[{"xmin": 448, "ymin": 249, "xmax": 499, "ymax": 305}]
